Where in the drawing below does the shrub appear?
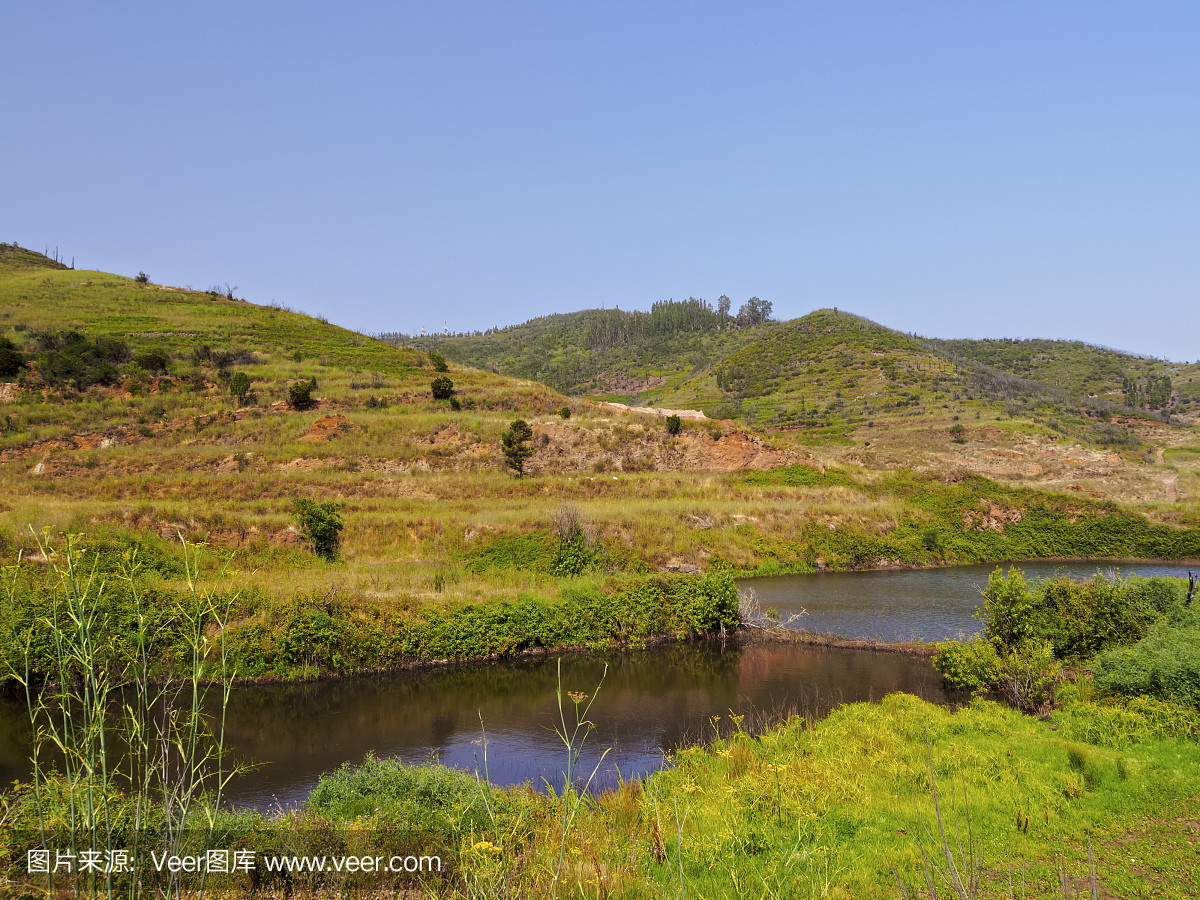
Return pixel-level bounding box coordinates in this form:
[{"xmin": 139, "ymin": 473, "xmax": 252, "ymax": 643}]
[
  {"xmin": 431, "ymin": 375, "xmax": 455, "ymax": 400},
  {"xmin": 33, "ymin": 330, "xmax": 129, "ymax": 388},
  {"xmin": 134, "ymin": 271, "xmax": 149, "ymax": 284},
  {"xmin": 306, "ymin": 754, "xmax": 500, "ymax": 839},
  {"xmin": 665, "ymin": 414, "xmax": 682, "ymax": 435},
  {"xmin": 1093, "ymin": 614, "xmax": 1200, "ymax": 708},
  {"xmin": 920, "ymin": 527, "xmax": 943, "ymax": 554},
  {"xmin": 292, "ymin": 498, "xmax": 343, "ymax": 560},
  {"xmin": 550, "ymin": 504, "xmax": 602, "ymax": 577},
  {"xmin": 981, "ymin": 567, "xmax": 1046, "ymax": 648},
  {"xmin": 288, "ymin": 378, "xmax": 317, "ymax": 409},
  {"xmin": 558, "ymin": 406, "xmax": 571, "ymax": 419},
  {"xmin": 228, "ymin": 371, "xmax": 252, "ymax": 405},
  {"xmin": 0, "ymin": 336, "xmax": 27, "ymax": 378},
  {"xmin": 132, "ymin": 349, "xmax": 170, "ymax": 373},
  {"xmin": 948, "ymin": 423, "xmax": 966, "ymax": 443},
  {"xmin": 429, "ymin": 352, "xmax": 449, "ymax": 373},
  {"xmin": 933, "ymin": 638, "xmax": 1000, "ymax": 692},
  {"xmin": 981, "ymin": 568, "xmax": 1179, "ymax": 662},
  {"xmin": 501, "ymin": 419, "xmax": 534, "ymax": 477},
  {"xmin": 994, "ymin": 639, "xmax": 1062, "ymax": 714}
]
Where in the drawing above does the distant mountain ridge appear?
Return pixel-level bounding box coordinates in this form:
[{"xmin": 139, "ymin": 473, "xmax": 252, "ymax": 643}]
[{"xmin": 390, "ymin": 303, "xmax": 1198, "ymax": 428}]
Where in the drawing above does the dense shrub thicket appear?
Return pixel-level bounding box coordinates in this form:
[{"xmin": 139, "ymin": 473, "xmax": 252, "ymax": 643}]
[{"xmin": 934, "ymin": 568, "xmax": 1199, "ymax": 710}]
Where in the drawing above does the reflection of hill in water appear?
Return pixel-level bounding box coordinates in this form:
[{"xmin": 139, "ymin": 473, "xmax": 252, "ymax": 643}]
[
  {"xmin": 0, "ymin": 644, "xmax": 945, "ymax": 809},
  {"xmin": 210, "ymin": 644, "xmax": 945, "ymax": 808}
]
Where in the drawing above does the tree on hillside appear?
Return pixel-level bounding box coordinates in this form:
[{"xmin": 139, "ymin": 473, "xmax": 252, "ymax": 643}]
[
  {"xmin": 292, "ymin": 498, "xmax": 343, "ymax": 560},
  {"xmin": 431, "ymin": 375, "xmax": 455, "ymax": 400},
  {"xmin": 288, "ymin": 378, "xmax": 318, "ymax": 409},
  {"xmin": 736, "ymin": 297, "xmax": 772, "ymax": 326},
  {"xmin": 501, "ymin": 419, "xmax": 535, "ymax": 477},
  {"xmin": 716, "ymin": 295, "xmax": 731, "ymax": 321},
  {"xmin": 229, "ymin": 371, "xmax": 252, "ymax": 406},
  {"xmin": 1148, "ymin": 375, "xmax": 1172, "ymax": 410}
]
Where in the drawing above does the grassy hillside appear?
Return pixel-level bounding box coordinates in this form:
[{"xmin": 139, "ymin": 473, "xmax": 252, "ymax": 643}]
[
  {"xmin": 1, "ymin": 248, "xmax": 1198, "ymax": 681},
  {"xmin": 3, "ymin": 246, "xmax": 1199, "ymax": 899}
]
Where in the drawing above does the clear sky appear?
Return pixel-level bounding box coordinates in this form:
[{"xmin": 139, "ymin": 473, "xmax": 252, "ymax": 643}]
[{"xmin": 3, "ymin": 2, "xmax": 1198, "ymax": 361}]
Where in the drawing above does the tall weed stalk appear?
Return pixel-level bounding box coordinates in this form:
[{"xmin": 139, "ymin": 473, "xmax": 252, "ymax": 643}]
[
  {"xmin": 2, "ymin": 531, "xmax": 243, "ymax": 898},
  {"xmin": 545, "ymin": 658, "xmax": 609, "ymax": 898}
]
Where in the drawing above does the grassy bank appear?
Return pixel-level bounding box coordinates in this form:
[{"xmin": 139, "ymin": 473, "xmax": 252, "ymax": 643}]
[{"xmin": 0, "ymin": 534, "xmax": 739, "ymax": 683}]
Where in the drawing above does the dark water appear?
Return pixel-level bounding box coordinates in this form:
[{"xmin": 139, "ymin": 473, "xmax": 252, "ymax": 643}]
[
  {"xmin": 742, "ymin": 560, "xmax": 1196, "ymax": 643},
  {"xmin": 0, "ymin": 643, "xmax": 944, "ymax": 811},
  {"xmin": 2, "ymin": 561, "xmax": 1191, "ymax": 812}
]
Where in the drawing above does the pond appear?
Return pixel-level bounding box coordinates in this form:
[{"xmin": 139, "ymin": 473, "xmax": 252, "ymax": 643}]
[{"xmin": 1, "ymin": 559, "xmax": 1190, "ymax": 811}]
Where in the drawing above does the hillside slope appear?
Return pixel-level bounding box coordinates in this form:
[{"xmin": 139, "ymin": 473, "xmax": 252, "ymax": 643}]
[
  {"xmin": 386, "ymin": 300, "xmax": 778, "ymax": 400},
  {"xmin": 927, "ymin": 336, "xmax": 1199, "ymax": 417}
]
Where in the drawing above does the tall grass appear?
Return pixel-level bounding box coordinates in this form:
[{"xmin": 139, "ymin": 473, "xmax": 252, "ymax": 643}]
[{"xmin": 3, "ymin": 532, "xmax": 243, "ymax": 898}]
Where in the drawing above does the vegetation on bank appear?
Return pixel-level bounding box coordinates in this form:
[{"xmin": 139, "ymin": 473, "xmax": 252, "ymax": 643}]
[
  {"xmin": 933, "ymin": 569, "xmax": 1199, "ymax": 711},
  {"xmin": 0, "ymin": 532, "xmax": 738, "ymax": 683}
]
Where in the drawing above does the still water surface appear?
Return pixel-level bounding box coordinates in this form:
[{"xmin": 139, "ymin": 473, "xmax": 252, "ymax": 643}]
[
  {"xmin": 744, "ymin": 559, "xmax": 1196, "ymax": 642},
  {"xmin": 1, "ymin": 560, "xmax": 1190, "ymax": 811}
]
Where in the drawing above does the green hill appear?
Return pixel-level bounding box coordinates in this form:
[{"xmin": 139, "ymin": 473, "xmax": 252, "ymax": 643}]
[
  {"xmin": 392, "ymin": 298, "xmax": 1198, "ymax": 429},
  {"xmin": 384, "ymin": 298, "xmax": 777, "ymax": 399},
  {"xmin": 927, "ymin": 336, "xmax": 1199, "ymax": 416},
  {"xmin": 0, "ymin": 241, "xmax": 70, "ymax": 271}
]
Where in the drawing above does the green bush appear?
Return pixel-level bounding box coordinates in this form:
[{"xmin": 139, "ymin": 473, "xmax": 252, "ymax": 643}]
[
  {"xmin": 305, "ymin": 754, "xmax": 507, "ymax": 860},
  {"xmin": 288, "ymin": 378, "xmax": 318, "ymax": 409},
  {"xmin": 0, "ymin": 335, "xmax": 27, "ymax": 378},
  {"xmin": 558, "ymin": 406, "xmax": 571, "ymax": 419},
  {"xmin": 228, "ymin": 371, "xmax": 252, "ymax": 405},
  {"xmin": 428, "ymin": 352, "xmax": 449, "ymax": 373},
  {"xmin": 132, "ymin": 349, "xmax": 170, "ymax": 373},
  {"xmin": 32, "ymin": 330, "xmax": 129, "ymax": 388},
  {"xmin": 932, "ymin": 638, "xmax": 1000, "ymax": 692},
  {"xmin": 1093, "ymin": 613, "xmax": 1200, "ymax": 708},
  {"xmin": 665, "ymin": 414, "xmax": 682, "ymax": 435},
  {"xmin": 980, "ymin": 568, "xmax": 1180, "ymax": 662},
  {"xmin": 430, "ymin": 375, "xmax": 455, "ymax": 400},
  {"xmin": 292, "ymin": 498, "xmax": 343, "ymax": 560},
  {"xmin": 993, "ymin": 639, "xmax": 1062, "ymax": 714}
]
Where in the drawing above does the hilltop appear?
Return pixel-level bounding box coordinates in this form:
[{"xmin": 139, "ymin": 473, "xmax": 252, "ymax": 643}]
[{"xmin": 383, "ymin": 297, "xmax": 778, "ymax": 397}]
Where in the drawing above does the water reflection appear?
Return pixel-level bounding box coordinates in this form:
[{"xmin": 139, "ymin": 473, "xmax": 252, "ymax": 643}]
[{"xmin": 1, "ymin": 642, "xmax": 945, "ymax": 811}]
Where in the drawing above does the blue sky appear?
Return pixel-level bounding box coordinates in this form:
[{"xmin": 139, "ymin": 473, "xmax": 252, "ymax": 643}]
[{"xmin": 4, "ymin": 2, "xmax": 1198, "ymax": 360}]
